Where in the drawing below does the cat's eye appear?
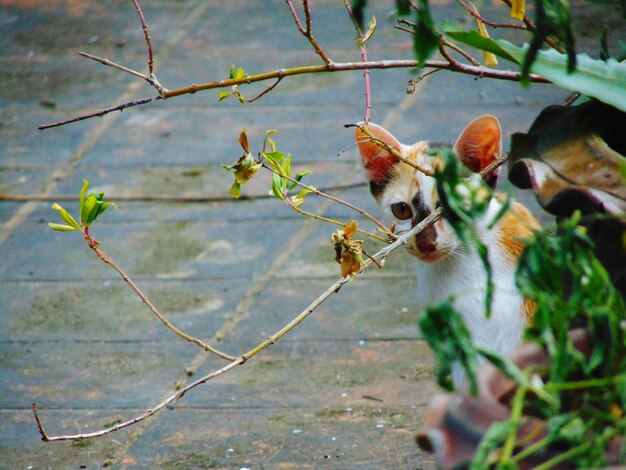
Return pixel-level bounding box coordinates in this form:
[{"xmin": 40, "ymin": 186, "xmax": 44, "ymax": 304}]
[{"xmin": 391, "ymin": 202, "xmax": 412, "ymax": 220}]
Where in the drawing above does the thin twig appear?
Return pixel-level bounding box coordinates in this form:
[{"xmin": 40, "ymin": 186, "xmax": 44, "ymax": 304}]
[
  {"xmin": 498, "ymin": 0, "xmax": 563, "ymax": 52},
  {"xmin": 438, "ymin": 41, "xmax": 464, "ymax": 72},
  {"xmin": 78, "ymin": 52, "xmax": 151, "ymax": 83},
  {"xmin": 84, "ymin": 230, "xmax": 235, "ymax": 362},
  {"xmin": 344, "ymin": 0, "xmax": 372, "ymax": 124},
  {"xmin": 33, "ymin": 358, "xmax": 244, "ymax": 442},
  {"xmin": 441, "ymin": 37, "xmax": 481, "ymax": 66},
  {"xmin": 407, "ymin": 69, "xmax": 442, "ymax": 94},
  {"xmin": 352, "ymin": 124, "xmax": 435, "ymax": 177},
  {"xmin": 160, "ymin": 59, "xmax": 549, "ymax": 98},
  {"xmin": 38, "ymin": 95, "xmax": 162, "ymax": 130},
  {"xmin": 131, "ymin": 0, "xmax": 154, "ymax": 76},
  {"xmin": 32, "ymin": 211, "xmax": 440, "ymax": 441},
  {"xmin": 285, "ymin": 0, "xmax": 333, "ymax": 65},
  {"xmin": 457, "ymin": 0, "xmax": 528, "ymax": 30},
  {"xmin": 238, "ymin": 77, "xmax": 284, "ymax": 104},
  {"xmin": 283, "ymin": 195, "xmax": 388, "ymax": 243}
]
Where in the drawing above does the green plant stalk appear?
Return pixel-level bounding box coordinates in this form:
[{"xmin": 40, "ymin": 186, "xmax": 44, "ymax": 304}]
[
  {"xmin": 544, "ymin": 374, "xmax": 626, "ymax": 392},
  {"xmin": 533, "ymin": 425, "xmax": 623, "ymax": 470},
  {"xmin": 511, "ymin": 435, "xmax": 552, "ymax": 464},
  {"xmin": 500, "ymin": 383, "xmax": 529, "ymax": 463}
]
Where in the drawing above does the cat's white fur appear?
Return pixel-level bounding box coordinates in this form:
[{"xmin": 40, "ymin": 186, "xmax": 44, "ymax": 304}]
[{"xmin": 356, "ymin": 117, "xmax": 539, "ymax": 385}]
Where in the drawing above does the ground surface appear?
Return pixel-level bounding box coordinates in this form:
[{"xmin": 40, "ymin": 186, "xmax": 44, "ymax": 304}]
[{"xmin": 0, "ymin": 0, "xmax": 581, "ymax": 468}]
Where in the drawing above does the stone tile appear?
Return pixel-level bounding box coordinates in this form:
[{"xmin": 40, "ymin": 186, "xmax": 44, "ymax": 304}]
[
  {"xmin": 122, "ymin": 406, "xmax": 436, "ymax": 469},
  {"xmin": 0, "ymin": 279, "xmax": 243, "ymax": 342},
  {"xmin": 0, "ymin": 218, "xmax": 305, "ymax": 281},
  {"xmin": 0, "ymin": 408, "xmax": 135, "ymax": 469},
  {"xmin": 0, "ymin": 341, "xmax": 197, "ymax": 409}
]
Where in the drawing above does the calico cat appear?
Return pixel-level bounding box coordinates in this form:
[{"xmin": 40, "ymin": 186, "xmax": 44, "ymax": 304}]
[{"xmin": 355, "ymin": 116, "xmax": 540, "ymax": 384}]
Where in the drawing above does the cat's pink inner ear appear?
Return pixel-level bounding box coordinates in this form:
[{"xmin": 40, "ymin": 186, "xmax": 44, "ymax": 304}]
[
  {"xmin": 355, "ymin": 123, "xmax": 402, "ymax": 184},
  {"xmin": 454, "ymin": 115, "xmax": 502, "ymax": 174}
]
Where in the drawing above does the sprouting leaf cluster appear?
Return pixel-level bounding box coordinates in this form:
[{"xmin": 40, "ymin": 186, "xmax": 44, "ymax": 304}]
[
  {"xmin": 218, "ymin": 65, "xmax": 248, "ymax": 103},
  {"xmin": 49, "ymin": 180, "xmax": 117, "ymax": 234},
  {"xmin": 221, "ymin": 129, "xmax": 262, "ymax": 198},
  {"xmin": 262, "ymin": 137, "xmax": 313, "ymax": 209},
  {"xmin": 222, "ymin": 129, "xmax": 313, "ymax": 206}
]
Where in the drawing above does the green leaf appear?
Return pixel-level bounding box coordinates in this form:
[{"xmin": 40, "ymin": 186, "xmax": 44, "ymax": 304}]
[
  {"xmin": 229, "ymin": 181, "xmax": 241, "ymax": 198},
  {"xmin": 52, "ymin": 203, "xmax": 80, "ymax": 230},
  {"xmin": 229, "ymin": 64, "xmax": 236, "ymax": 79},
  {"xmin": 497, "ymin": 42, "xmax": 626, "ymax": 111},
  {"xmin": 413, "ymin": 0, "xmax": 440, "ymax": 68},
  {"xmin": 419, "ymin": 300, "xmax": 480, "ymax": 394},
  {"xmin": 447, "ymin": 33, "xmax": 626, "ymax": 111},
  {"xmin": 360, "ymin": 15, "xmax": 376, "ymax": 45},
  {"xmin": 218, "ymin": 92, "xmax": 231, "ymax": 102},
  {"xmin": 79, "ymin": 179, "xmax": 89, "ymax": 219},
  {"xmin": 477, "ymin": 347, "xmax": 529, "ymax": 387},
  {"xmin": 445, "ymin": 30, "xmax": 519, "ymax": 63},
  {"xmin": 82, "ymin": 192, "xmax": 117, "ymax": 226},
  {"xmin": 48, "ymin": 223, "xmax": 78, "ymax": 232}
]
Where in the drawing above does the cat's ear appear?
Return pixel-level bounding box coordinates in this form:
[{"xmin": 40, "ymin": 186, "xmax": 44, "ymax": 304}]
[
  {"xmin": 454, "ymin": 115, "xmax": 502, "ymax": 188},
  {"xmin": 355, "ymin": 123, "xmax": 402, "ymax": 188}
]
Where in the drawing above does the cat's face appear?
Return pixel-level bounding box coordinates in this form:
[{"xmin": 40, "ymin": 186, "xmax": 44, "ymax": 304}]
[{"xmin": 355, "ymin": 116, "xmax": 502, "ymax": 263}]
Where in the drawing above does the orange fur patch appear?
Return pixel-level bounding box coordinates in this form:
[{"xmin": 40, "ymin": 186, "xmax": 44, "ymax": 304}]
[
  {"xmin": 522, "ymin": 298, "xmax": 536, "ymax": 325},
  {"xmin": 497, "ymin": 201, "xmax": 540, "ymax": 266},
  {"xmin": 497, "ymin": 202, "xmax": 540, "ymax": 325}
]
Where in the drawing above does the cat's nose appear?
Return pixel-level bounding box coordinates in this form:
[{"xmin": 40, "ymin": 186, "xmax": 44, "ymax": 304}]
[
  {"xmin": 415, "ymin": 225, "xmax": 437, "ymax": 253},
  {"xmin": 418, "ymin": 238, "xmax": 437, "ymax": 253}
]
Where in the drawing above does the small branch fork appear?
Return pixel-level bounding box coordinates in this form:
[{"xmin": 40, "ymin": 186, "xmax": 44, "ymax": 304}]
[
  {"xmin": 82, "ymin": 227, "xmax": 235, "ymax": 362},
  {"xmin": 32, "ymin": 150, "xmax": 510, "ymax": 442},
  {"xmin": 285, "ymin": 0, "xmax": 333, "ymax": 65}
]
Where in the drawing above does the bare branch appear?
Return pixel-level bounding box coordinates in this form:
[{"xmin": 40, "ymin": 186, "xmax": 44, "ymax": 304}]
[
  {"xmin": 33, "ymin": 358, "xmax": 244, "ymax": 442},
  {"xmin": 407, "ymin": 68, "xmax": 442, "ymax": 94},
  {"xmin": 457, "ymin": 0, "xmax": 528, "ymax": 30},
  {"xmin": 39, "ymin": 59, "xmax": 549, "ymax": 130},
  {"xmin": 237, "ymin": 77, "xmax": 284, "ymax": 104},
  {"xmin": 38, "ymin": 95, "xmax": 162, "ymax": 130},
  {"xmin": 344, "ymin": 0, "xmax": 372, "ymax": 124},
  {"xmin": 131, "ymin": 0, "xmax": 155, "ymax": 75},
  {"xmin": 78, "ymin": 52, "xmax": 151, "ymax": 82},
  {"xmin": 441, "ymin": 37, "xmax": 481, "ymax": 67}
]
